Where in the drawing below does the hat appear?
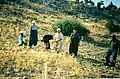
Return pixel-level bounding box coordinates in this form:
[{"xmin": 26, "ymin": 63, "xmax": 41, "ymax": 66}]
[
  {"xmin": 20, "ymin": 31, "xmax": 24, "ymax": 33},
  {"xmin": 32, "ymin": 20, "xmax": 36, "ymax": 24},
  {"xmin": 57, "ymin": 28, "xmax": 61, "ymax": 31}
]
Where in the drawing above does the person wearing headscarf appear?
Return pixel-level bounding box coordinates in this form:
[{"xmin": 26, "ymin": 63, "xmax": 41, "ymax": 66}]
[
  {"xmin": 105, "ymin": 35, "xmax": 120, "ymax": 67},
  {"xmin": 69, "ymin": 29, "xmax": 81, "ymax": 56},
  {"xmin": 18, "ymin": 31, "xmax": 27, "ymax": 46},
  {"xmin": 41, "ymin": 34, "xmax": 53, "ymax": 49},
  {"xmin": 54, "ymin": 28, "xmax": 64, "ymax": 51},
  {"xmin": 29, "ymin": 20, "xmax": 38, "ymax": 48}
]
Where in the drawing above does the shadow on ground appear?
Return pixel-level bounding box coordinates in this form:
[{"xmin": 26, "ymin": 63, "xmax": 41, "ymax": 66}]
[{"xmin": 83, "ymin": 36, "xmax": 109, "ymax": 48}]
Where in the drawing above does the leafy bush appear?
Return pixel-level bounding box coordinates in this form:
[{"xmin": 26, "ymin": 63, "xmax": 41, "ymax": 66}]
[
  {"xmin": 52, "ymin": 18, "xmax": 90, "ymax": 36},
  {"xmin": 106, "ymin": 20, "xmax": 120, "ymax": 33}
]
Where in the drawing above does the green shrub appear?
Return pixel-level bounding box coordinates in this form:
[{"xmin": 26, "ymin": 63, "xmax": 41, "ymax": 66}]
[
  {"xmin": 52, "ymin": 18, "xmax": 90, "ymax": 36},
  {"xmin": 106, "ymin": 20, "xmax": 120, "ymax": 33}
]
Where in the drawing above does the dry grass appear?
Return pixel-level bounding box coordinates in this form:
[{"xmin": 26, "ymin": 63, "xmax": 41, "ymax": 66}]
[{"xmin": 0, "ymin": 3, "xmax": 120, "ymax": 79}]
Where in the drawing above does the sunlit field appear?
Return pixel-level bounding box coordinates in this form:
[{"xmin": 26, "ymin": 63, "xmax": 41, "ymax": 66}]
[{"xmin": 0, "ymin": 2, "xmax": 120, "ymax": 79}]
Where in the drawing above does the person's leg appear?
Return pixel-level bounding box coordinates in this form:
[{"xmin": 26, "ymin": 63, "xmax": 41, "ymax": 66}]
[
  {"xmin": 33, "ymin": 38, "xmax": 37, "ymax": 46},
  {"xmin": 74, "ymin": 44, "xmax": 78, "ymax": 56},
  {"xmin": 18, "ymin": 43, "xmax": 23, "ymax": 46},
  {"xmin": 105, "ymin": 49, "xmax": 112, "ymax": 65},
  {"xmin": 55, "ymin": 42, "xmax": 59, "ymax": 51},
  {"xmin": 111, "ymin": 51, "xmax": 117, "ymax": 67},
  {"xmin": 29, "ymin": 40, "xmax": 32, "ymax": 48},
  {"xmin": 34, "ymin": 31, "xmax": 38, "ymax": 46},
  {"xmin": 23, "ymin": 41, "xmax": 27, "ymax": 46},
  {"xmin": 59, "ymin": 41, "xmax": 63, "ymax": 50},
  {"xmin": 69, "ymin": 43, "xmax": 73, "ymax": 55},
  {"xmin": 29, "ymin": 34, "xmax": 33, "ymax": 48}
]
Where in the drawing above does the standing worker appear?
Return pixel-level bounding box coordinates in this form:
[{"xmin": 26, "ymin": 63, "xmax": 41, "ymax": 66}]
[
  {"xmin": 54, "ymin": 28, "xmax": 64, "ymax": 52},
  {"xmin": 105, "ymin": 35, "xmax": 120, "ymax": 67},
  {"xmin": 69, "ymin": 29, "xmax": 81, "ymax": 56},
  {"xmin": 29, "ymin": 20, "xmax": 38, "ymax": 48}
]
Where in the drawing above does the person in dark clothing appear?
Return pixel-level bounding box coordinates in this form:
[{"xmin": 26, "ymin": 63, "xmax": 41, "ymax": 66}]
[
  {"xmin": 105, "ymin": 35, "xmax": 120, "ymax": 67},
  {"xmin": 41, "ymin": 35, "xmax": 53, "ymax": 49},
  {"xmin": 29, "ymin": 21, "xmax": 38, "ymax": 48},
  {"xmin": 69, "ymin": 29, "xmax": 81, "ymax": 56}
]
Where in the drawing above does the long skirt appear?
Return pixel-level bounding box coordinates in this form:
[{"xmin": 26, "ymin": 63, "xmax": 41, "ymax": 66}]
[
  {"xmin": 69, "ymin": 42, "xmax": 78, "ymax": 56},
  {"xmin": 29, "ymin": 30, "xmax": 38, "ymax": 47}
]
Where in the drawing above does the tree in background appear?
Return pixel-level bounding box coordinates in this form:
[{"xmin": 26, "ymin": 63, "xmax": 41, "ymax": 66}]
[
  {"xmin": 97, "ymin": 1, "xmax": 104, "ymax": 11},
  {"xmin": 106, "ymin": 19, "xmax": 120, "ymax": 34},
  {"xmin": 106, "ymin": 2, "xmax": 117, "ymax": 10},
  {"xmin": 89, "ymin": 0, "xmax": 95, "ymax": 6},
  {"xmin": 84, "ymin": 0, "xmax": 88, "ymax": 3}
]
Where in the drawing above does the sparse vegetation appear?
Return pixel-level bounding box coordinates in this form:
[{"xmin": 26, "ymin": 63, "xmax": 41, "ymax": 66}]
[{"xmin": 0, "ymin": 1, "xmax": 120, "ymax": 79}]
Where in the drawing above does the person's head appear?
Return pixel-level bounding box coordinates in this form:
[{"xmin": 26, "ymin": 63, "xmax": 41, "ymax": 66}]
[
  {"xmin": 57, "ymin": 28, "xmax": 61, "ymax": 33},
  {"xmin": 20, "ymin": 31, "xmax": 24, "ymax": 34},
  {"xmin": 73, "ymin": 29, "xmax": 77, "ymax": 34},
  {"xmin": 112, "ymin": 34, "xmax": 116, "ymax": 40},
  {"xmin": 32, "ymin": 20, "xmax": 36, "ymax": 25},
  {"xmin": 20, "ymin": 31, "xmax": 24, "ymax": 36}
]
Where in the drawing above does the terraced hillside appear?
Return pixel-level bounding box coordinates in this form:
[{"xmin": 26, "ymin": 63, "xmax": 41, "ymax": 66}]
[{"xmin": 0, "ymin": 3, "xmax": 120, "ymax": 79}]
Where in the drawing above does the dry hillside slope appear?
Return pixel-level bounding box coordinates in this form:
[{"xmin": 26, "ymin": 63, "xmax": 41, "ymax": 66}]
[{"xmin": 0, "ymin": 3, "xmax": 120, "ymax": 79}]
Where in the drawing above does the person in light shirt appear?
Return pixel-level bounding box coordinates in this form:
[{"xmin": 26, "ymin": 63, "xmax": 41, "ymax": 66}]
[
  {"xmin": 54, "ymin": 28, "xmax": 64, "ymax": 52},
  {"xmin": 18, "ymin": 31, "xmax": 27, "ymax": 46}
]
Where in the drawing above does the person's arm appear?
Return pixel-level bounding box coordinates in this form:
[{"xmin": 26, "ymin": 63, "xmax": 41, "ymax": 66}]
[
  {"xmin": 70, "ymin": 33, "xmax": 74, "ymax": 39},
  {"xmin": 70, "ymin": 33, "xmax": 73, "ymax": 43},
  {"xmin": 23, "ymin": 33, "xmax": 27, "ymax": 38},
  {"xmin": 54, "ymin": 33, "xmax": 57, "ymax": 41}
]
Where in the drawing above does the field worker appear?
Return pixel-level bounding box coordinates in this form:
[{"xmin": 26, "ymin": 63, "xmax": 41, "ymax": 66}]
[
  {"xmin": 29, "ymin": 20, "xmax": 38, "ymax": 48},
  {"xmin": 105, "ymin": 35, "xmax": 120, "ymax": 67},
  {"xmin": 18, "ymin": 31, "xmax": 27, "ymax": 46},
  {"xmin": 69, "ymin": 29, "xmax": 81, "ymax": 56},
  {"xmin": 41, "ymin": 35, "xmax": 53, "ymax": 49},
  {"xmin": 54, "ymin": 28, "xmax": 64, "ymax": 51}
]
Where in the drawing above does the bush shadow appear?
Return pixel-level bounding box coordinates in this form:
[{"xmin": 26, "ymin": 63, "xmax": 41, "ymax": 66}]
[{"xmin": 83, "ymin": 36, "xmax": 109, "ymax": 48}]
